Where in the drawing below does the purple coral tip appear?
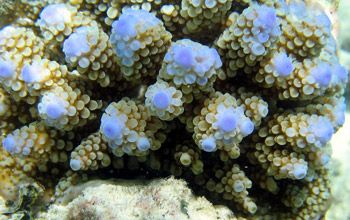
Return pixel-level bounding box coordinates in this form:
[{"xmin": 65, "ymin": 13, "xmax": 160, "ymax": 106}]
[
  {"xmin": 2, "ymin": 135, "xmax": 18, "ymax": 154},
  {"xmin": 274, "ymin": 53, "xmax": 294, "ymax": 76},
  {"xmin": 153, "ymin": 91, "xmax": 170, "ymax": 109},
  {"xmin": 257, "ymin": 5, "xmax": 277, "ymax": 28},
  {"xmin": 115, "ymin": 16, "xmax": 137, "ymax": 38},
  {"xmin": 0, "ymin": 59, "xmax": 15, "ymax": 79},
  {"xmin": 240, "ymin": 120, "xmax": 254, "ymax": 136},
  {"xmin": 21, "ymin": 63, "xmax": 41, "ymax": 83},
  {"xmin": 174, "ymin": 46, "xmax": 194, "ymax": 69},
  {"xmin": 311, "ymin": 62, "xmax": 332, "ymax": 87},
  {"xmin": 218, "ymin": 113, "xmax": 237, "ymax": 132},
  {"xmin": 63, "ymin": 29, "xmax": 90, "ymax": 57},
  {"xmin": 103, "ymin": 120, "xmax": 122, "ymax": 140},
  {"xmin": 46, "ymin": 102, "xmax": 65, "ymax": 119}
]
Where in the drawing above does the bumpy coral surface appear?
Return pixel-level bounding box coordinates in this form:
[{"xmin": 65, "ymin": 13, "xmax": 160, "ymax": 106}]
[{"xmin": 0, "ymin": 0, "xmax": 347, "ymax": 219}]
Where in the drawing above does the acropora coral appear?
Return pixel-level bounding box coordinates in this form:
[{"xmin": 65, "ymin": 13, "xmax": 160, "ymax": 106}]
[{"xmin": 0, "ymin": 0, "xmax": 347, "ymax": 219}]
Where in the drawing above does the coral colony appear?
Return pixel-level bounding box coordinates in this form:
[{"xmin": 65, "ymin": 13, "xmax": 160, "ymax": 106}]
[{"xmin": 0, "ymin": 0, "xmax": 348, "ymax": 219}]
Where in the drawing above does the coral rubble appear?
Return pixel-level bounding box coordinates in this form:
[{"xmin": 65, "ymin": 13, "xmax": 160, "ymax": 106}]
[{"xmin": 38, "ymin": 177, "xmax": 236, "ymax": 220}]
